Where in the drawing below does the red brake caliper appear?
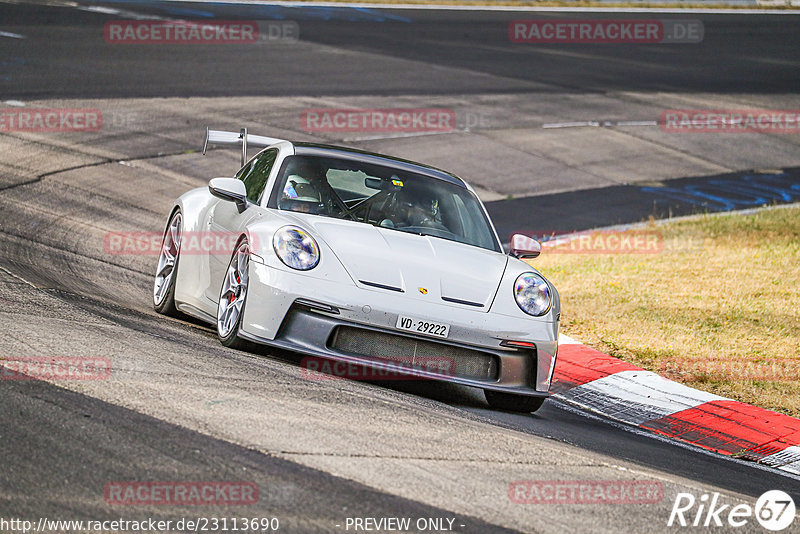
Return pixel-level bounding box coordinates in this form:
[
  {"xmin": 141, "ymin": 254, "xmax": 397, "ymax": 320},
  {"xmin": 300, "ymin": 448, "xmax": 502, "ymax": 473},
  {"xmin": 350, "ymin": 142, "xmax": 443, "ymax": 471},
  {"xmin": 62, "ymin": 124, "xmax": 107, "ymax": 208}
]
[{"xmin": 229, "ymin": 272, "xmax": 240, "ymax": 303}]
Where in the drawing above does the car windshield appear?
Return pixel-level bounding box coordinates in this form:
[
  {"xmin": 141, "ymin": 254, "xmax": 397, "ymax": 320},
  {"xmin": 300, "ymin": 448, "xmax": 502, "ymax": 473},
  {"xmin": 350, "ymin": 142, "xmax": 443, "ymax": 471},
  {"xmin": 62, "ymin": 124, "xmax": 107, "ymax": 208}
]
[{"xmin": 270, "ymin": 155, "xmax": 500, "ymax": 252}]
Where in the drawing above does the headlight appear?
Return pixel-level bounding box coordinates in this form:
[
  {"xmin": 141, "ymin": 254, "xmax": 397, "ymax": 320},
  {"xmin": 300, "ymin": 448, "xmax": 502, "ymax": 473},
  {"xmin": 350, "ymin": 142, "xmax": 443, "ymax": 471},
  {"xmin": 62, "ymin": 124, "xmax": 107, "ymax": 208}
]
[
  {"xmin": 514, "ymin": 272, "xmax": 551, "ymax": 316},
  {"xmin": 272, "ymin": 226, "xmax": 320, "ymax": 270}
]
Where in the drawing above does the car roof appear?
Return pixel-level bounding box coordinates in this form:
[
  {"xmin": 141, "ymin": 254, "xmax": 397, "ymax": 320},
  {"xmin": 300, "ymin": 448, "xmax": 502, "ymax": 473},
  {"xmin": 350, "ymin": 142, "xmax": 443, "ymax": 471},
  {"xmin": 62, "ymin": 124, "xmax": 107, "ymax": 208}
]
[{"xmin": 292, "ymin": 142, "xmax": 467, "ymax": 188}]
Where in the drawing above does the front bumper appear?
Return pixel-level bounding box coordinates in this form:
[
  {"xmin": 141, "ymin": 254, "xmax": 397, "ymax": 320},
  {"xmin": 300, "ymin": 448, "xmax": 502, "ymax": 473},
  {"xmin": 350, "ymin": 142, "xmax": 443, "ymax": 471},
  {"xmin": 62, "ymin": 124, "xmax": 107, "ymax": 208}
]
[{"xmin": 240, "ymin": 261, "xmax": 558, "ymax": 395}]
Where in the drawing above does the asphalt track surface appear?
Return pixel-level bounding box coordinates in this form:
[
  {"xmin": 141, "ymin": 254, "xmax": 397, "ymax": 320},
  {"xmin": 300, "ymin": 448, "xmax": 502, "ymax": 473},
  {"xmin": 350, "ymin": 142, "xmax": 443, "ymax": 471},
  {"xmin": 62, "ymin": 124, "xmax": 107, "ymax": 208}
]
[
  {"xmin": 3, "ymin": 3, "xmax": 800, "ymax": 97},
  {"xmin": 1, "ymin": 1, "xmax": 800, "ymax": 533}
]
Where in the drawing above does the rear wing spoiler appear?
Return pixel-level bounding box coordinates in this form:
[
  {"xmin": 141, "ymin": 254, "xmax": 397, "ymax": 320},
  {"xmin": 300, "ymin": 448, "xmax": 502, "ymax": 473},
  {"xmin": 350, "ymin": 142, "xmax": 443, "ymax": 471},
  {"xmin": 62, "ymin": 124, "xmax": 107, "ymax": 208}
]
[{"xmin": 202, "ymin": 127, "xmax": 287, "ymax": 166}]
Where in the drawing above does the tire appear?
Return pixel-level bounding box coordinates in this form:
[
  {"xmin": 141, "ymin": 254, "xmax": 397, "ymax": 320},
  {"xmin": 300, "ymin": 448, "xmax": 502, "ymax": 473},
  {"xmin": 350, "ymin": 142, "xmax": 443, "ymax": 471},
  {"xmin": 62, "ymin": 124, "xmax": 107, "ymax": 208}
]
[
  {"xmin": 484, "ymin": 390, "xmax": 546, "ymax": 413},
  {"xmin": 216, "ymin": 237, "xmax": 254, "ymax": 350},
  {"xmin": 153, "ymin": 210, "xmax": 183, "ymax": 317}
]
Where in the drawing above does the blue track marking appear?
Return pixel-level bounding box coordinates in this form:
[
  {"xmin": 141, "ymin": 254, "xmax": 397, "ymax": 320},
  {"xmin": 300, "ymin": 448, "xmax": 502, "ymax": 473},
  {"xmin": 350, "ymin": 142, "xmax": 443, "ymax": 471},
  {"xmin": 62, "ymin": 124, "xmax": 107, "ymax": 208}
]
[
  {"xmin": 486, "ymin": 169, "xmax": 800, "ymax": 240},
  {"xmin": 641, "ymin": 172, "xmax": 800, "ymax": 212}
]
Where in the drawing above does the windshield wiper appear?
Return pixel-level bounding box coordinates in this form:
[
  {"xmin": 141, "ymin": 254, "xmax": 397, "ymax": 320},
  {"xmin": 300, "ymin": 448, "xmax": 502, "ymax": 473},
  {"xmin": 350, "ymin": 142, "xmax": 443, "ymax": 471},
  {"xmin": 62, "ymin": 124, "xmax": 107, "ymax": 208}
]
[{"xmin": 394, "ymin": 226, "xmax": 447, "ymax": 240}]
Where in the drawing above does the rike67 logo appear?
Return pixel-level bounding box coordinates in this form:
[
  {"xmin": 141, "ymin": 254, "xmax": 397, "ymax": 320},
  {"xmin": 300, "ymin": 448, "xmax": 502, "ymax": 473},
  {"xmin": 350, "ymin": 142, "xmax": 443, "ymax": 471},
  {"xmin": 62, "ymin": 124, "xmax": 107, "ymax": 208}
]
[{"xmin": 668, "ymin": 490, "xmax": 796, "ymax": 531}]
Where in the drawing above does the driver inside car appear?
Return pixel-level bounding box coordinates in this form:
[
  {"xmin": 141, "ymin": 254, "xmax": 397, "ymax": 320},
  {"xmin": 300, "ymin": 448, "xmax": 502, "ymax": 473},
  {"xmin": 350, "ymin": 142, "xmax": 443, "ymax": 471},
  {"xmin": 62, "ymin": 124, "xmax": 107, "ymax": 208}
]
[
  {"xmin": 279, "ymin": 160, "xmax": 327, "ymax": 214},
  {"xmin": 405, "ymin": 195, "xmax": 448, "ymax": 231},
  {"xmin": 280, "ymin": 175, "xmax": 322, "ymax": 214},
  {"xmin": 378, "ymin": 186, "xmax": 448, "ymax": 232}
]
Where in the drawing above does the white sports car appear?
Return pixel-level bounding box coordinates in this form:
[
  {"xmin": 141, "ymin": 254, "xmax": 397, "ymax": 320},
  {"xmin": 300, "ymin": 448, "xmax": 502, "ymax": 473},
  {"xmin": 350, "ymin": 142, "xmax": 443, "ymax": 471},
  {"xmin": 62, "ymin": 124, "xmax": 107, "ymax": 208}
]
[{"xmin": 154, "ymin": 128, "xmax": 560, "ymax": 412}]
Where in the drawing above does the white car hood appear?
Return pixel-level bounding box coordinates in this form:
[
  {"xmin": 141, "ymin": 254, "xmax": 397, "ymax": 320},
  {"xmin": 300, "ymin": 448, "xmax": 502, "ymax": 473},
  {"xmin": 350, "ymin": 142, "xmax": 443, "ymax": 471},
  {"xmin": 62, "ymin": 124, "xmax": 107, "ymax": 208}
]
[{"xmin": 282, "ymin": 213, "xmax": 508, "ymax": 310}]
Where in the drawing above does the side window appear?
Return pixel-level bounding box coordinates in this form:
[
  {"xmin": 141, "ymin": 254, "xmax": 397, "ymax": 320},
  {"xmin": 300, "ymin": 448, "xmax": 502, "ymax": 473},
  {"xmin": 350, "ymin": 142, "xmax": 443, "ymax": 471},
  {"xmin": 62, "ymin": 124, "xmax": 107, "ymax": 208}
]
[{"xmin": 236, "ymin": 148, "xmax": 278, "ymax": 203}]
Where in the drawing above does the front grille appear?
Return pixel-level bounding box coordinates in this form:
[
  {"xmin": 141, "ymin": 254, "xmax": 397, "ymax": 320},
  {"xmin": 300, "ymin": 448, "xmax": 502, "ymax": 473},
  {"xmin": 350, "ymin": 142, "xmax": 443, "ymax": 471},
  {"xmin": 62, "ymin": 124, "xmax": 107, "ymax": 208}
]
[{"xmin": 328, "ymin": 326, "xmax": 499, "ymax": 381}]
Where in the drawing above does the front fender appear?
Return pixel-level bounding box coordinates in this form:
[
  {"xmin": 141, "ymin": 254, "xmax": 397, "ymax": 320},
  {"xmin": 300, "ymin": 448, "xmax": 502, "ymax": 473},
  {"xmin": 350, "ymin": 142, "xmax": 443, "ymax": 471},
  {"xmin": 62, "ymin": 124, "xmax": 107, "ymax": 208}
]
[
  {"xmin": 245, "ymin": 215, "xmax": 355, "ymax": 287},
  {"xmin": 169, "ymin": 187, "xmax": 218, "ymax": 316}
]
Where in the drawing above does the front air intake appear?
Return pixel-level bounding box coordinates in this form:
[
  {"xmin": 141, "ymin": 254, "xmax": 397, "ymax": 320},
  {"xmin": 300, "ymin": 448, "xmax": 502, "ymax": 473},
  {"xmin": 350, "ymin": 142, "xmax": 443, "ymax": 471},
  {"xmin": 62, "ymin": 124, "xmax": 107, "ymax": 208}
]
[{"xmin": 328, "ymin": 326, "xmax": 499, "ymax": 381}]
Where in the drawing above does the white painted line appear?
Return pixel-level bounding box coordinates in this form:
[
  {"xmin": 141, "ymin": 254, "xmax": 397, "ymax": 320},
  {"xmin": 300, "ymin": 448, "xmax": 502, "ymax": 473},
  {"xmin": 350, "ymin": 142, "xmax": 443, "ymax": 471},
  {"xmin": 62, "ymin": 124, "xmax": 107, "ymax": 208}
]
[
  {"xmin": 3, "ymin": 100, "xmax": 25, "ymax": 107},
  {"xmin": 761, "ymin": 445, "xmax": 800, "ymax": 473},
  {"xmin": 553, "ymin": 399, "xmax": 800, "ymax": 481},
  {"xmin": 554, "ymin": 327, "xmax": 800, "ymax": 475},
  {"xmin": 543, "ymin": 119, "xmax": 657, "ymax": 129},
  {"xmin": 561, "ymin": 370, "xmax": 728, "ymax": 425},
  {"xmin": 780, "ymin": 462, "xmax": 800, "ymax": 475},
  {"xmin": 543, "ymin": 121, "xmax": 600, "ymax": 129},
  {"xmin": 341, "ymin": 130, "xmax": 452, "ymax": 142},
  {"xmin": 0, "ymin": 31, "xmax": 25, "ymax": 39},
  {"xmin": 78, "ymin": 6, "xmax": 121, "ymax": 15},
  {"xmin": 557, "ymin": 334, "xmax": 581, "ymax": 345},
  {"xmin": 163, "ymin": 0, "xmax": 800, "ymax": 14},
  {"xmin": 77, "ymin": 5, "xmax": 173, "ymax": 21},
  {"xmin": 617, "ymin": 120, "xmax": 658, "ymax": 127}
]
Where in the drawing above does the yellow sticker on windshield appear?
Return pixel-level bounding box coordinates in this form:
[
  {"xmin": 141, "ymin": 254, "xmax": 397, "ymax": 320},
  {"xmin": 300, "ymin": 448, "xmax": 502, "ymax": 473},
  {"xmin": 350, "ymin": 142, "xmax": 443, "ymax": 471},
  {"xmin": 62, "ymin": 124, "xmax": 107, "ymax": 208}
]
[{"xmin": 392, "ymin": 179, "xmax": 404, "ymax": 187}]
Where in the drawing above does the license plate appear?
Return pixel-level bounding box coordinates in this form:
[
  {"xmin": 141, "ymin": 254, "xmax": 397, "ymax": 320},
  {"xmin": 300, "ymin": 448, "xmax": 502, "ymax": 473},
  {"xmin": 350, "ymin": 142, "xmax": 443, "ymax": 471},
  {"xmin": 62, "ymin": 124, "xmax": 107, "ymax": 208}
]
[{"xmin": 395, "ymin": 315, "xmax": 450, "ymax": 338}]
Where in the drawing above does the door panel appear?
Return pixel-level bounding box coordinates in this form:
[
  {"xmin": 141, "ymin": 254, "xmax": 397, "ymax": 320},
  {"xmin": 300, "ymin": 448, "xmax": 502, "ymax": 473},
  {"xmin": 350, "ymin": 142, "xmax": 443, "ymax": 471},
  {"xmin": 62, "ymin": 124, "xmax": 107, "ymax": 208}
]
[{"xmin": 203, "ymin": 149, "xmax": 279, "ymax": 303}]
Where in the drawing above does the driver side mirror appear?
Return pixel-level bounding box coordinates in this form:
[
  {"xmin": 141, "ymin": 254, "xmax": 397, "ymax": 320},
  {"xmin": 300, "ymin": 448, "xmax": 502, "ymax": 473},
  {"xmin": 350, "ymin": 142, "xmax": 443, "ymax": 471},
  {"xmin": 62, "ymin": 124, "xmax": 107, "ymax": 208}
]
[
  {"xmin": 209, "ymin": 178, "xmax": 248, "ymax": 213},
  {"xmin": 510, "ymin": 234, "xmax": 541, "ymax": 259}
]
